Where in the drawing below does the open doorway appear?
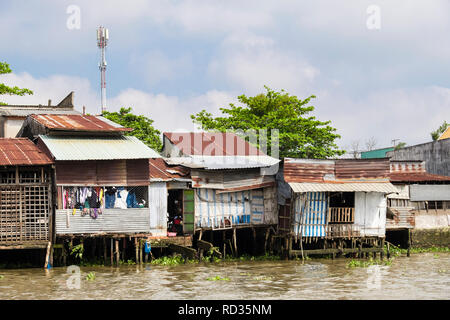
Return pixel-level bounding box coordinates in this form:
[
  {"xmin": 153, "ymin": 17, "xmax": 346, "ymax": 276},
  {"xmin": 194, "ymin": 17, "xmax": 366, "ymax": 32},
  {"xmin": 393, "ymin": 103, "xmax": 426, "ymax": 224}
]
[{"xmin": 167, "ymin": 189, "xmax": 183, "ymax": 236}]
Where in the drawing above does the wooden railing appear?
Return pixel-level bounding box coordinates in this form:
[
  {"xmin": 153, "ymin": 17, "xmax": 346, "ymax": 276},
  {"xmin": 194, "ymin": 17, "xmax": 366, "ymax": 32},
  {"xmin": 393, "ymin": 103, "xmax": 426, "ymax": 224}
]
[{"xmin": 327, "ymin": 207, "xmax": 354, "ymax": 223}]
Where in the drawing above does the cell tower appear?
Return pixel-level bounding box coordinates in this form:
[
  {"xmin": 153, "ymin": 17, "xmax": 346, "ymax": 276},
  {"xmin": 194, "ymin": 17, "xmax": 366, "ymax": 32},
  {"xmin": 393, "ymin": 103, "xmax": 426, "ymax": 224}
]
[{"xmin": 97, "ymin": 26, "xmax": 109, "ymax": 113}]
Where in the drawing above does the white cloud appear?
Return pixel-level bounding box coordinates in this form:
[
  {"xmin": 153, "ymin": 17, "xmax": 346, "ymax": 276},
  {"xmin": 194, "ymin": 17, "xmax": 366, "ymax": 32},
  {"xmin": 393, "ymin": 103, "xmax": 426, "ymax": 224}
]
[{"xmin": 208, "ymin": 32, "xmax": 319, "ymax": 94}]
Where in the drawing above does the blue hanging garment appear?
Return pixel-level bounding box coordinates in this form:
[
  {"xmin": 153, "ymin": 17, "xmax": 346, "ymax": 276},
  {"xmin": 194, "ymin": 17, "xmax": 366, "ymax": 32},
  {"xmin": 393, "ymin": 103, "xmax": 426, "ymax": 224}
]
[{"xmin": 144, "ymin": 241, "xmax": 151, "ymax": 253}]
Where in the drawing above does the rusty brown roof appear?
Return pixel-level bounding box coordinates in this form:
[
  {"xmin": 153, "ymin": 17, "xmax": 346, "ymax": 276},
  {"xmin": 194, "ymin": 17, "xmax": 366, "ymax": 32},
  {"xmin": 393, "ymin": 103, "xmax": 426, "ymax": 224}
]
[
  {"xmin": 163, "ymin": 132, "xmax": 265, "ymax": 156},
  {"xmin": 389, "ymin": 172, "xmax": 450, "ymax": 183},
  {"xmin": 284, "ymin": 158, "xmax": 391, "ymax": 183},
  {"xmin": 149, "ymin": 158, "xmax": 190, "ymax": 181},
  {"xmin": 31, "ymin": 114, "xmax": 133, "ymax": 133},
  {"xmin": 0, "ymin": 138, "xmax": 53, "ymax": 166}
]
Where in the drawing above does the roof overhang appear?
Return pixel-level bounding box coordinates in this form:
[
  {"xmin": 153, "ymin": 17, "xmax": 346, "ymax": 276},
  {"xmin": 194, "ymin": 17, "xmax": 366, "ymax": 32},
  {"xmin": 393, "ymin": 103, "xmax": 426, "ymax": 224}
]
[{"xmin": 288, "ymin": 182, "xmax": 399, "ymax": 193}]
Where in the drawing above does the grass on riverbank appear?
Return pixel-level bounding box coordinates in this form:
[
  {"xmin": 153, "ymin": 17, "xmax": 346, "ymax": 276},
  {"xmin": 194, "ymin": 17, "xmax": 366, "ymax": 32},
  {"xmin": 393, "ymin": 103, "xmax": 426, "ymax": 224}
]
[
  {"xmin": 388, "ymin": 245, "xmax": 449, "ymax": 257},
  {"xmin": 347, "ymin": 258, "xmax": 392, "ymax": 268}
]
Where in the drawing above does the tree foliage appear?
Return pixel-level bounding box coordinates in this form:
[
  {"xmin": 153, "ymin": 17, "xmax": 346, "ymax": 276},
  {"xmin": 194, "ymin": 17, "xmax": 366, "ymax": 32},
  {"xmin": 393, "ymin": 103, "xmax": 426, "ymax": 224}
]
[
  {"xmin": 394, "ymin": 142, "xmax": 407, "ymax": 150},
  {"xmin": 102, "ymin": 107, "xmax": 162, "ymax": 152},
  {"xmin": 430, "ymin": 121, "xmax": 449, "ymax": 141},
  {"xmin": 0, "ymin": 62, "xmax": 33, "ymax": 105},
  {"xmin": 191, "ymin": 86, "xmax": 344, "ymax": 159}
]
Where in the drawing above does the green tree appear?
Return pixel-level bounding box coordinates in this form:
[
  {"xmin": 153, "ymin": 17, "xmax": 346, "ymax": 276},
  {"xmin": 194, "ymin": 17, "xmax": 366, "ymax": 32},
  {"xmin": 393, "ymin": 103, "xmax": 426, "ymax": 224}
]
[
  {"xmin": 191, "ymin": 86, "xmax": 344, "ymax": 158},
  {"xmin": 394, "ymin": 142, "xmax": 407, "ymax": 150},
  {"xmin": 0, "ymin": 62, "xmax": 33, "ymax": 105},
  {"xmin": 102, "ymin": 107, "xmax": 162, "ymax": 152},
  {"xmin": 430, "ymin": 121, "xmax": 449, "ymax": 141}
]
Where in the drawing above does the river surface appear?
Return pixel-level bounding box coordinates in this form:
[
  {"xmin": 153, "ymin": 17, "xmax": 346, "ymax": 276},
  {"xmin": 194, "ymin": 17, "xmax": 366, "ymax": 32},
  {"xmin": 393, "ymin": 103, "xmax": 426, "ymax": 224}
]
[{"xmin": 0, "ymin": 253, "xmax": 448, "ymax": 300}]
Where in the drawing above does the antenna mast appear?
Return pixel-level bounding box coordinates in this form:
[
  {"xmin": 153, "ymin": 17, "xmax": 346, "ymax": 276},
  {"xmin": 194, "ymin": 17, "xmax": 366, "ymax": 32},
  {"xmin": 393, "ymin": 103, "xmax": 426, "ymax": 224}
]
[{"xmin": 97, "ymin": 26, "xmax": 109, "ymax": 114}]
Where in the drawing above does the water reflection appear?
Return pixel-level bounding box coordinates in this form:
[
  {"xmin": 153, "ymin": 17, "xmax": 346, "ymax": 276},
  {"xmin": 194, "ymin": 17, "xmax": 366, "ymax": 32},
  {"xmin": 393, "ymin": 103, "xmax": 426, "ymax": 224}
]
[{"xmin": 0, "ymin": 253, "xmax": 448, "ymax": 300}]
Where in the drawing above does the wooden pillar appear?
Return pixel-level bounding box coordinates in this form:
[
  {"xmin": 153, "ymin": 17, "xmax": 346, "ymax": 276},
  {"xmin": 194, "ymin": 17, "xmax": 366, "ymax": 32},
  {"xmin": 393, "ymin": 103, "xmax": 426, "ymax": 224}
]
[
  {"xmin": 233, "ymin": 228, "xmax": 238, "ymax": 257},
  {"xmin": 380, "ymin": 238, "xmax": 385, "ymax": 260},
  {"xmin": 407, "ymin": 229, "xmax": 411, "ymax": 257},
  {"xmin": 103, "ymin": 238, "xmax": 107, "ymax": 264},
  {"xmin": 44, "ymin": 241, "xmax": 52, "ymax": 268},
  {"xmin": 199, "ymin": 229, "xmax": 203, "ymax": 241},
  {"xmin": 252, "ymin": 228, "xmax": 257, "ymax": 256},
  {"xmin": 358, "ymin": 240, "xmax": 362, "ymax": 259},
  {"xmin": 264, "ymin": 228, "xmax": 270, "ymax": 255},
  {"xmin": 135, "ymin": 238, "xmax": 139, "ymax": 264},
  {"xmin": 332, "ymin": 241, "xmax": 336, "ymax": 260},
  {"xmin": 386, "ymin": 241, "xmax": 391, "ymax": 259},
  {"xmin": 115, "ymin": 239, "xmax": 120, "ymax": 266},
  {"xmin": 222, "ymin": 231, "xmax": 226, "ymax": 259},
  {"xmin": 139, "ymin": 239, "xmax": 143, "ymax": 264},
  {"xmin": 110, "ymin": 238, "xmax": 113, "ymax": 266},
  {"xmin": 121, "ymin": 238, "xmax": 126, "ymax": 261}
]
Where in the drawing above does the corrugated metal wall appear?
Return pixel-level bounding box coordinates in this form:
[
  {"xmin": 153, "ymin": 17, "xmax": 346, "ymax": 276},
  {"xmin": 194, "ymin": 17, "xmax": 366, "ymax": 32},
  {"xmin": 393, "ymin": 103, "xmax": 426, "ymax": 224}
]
[
  {"xmin": 293, "ymin": 192, "xmax": 328, "ymax": 237},
  {"xmin": 194, "ymin": 187, "xmax": 276, "ymax": 228},
  {"xmin": 354, "ymin": 192, "xmax": 386, "ymax": 237},
  {"xmin": 55, "ymin": 208, "xmax": 151, "ymax": 235},
  {"xmin": 56, "ymin": 159, "xmax": 149, "ymax": 186},
  {"xmin": 148, "ymin": 182, "xmax": 168, "ymax": 237}
]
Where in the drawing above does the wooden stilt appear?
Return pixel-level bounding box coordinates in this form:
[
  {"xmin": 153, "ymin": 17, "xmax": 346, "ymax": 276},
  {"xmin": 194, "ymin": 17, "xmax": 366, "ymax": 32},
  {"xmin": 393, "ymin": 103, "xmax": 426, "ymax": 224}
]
[
  {"xmin": 387, "ymin": 242, "xmax": 391, "ymax": 259},
  {"xmin": 110, "ymin": 238, "xmax": 113, "ymax": 266},
  {"xmin": 233, "ymin": 228, "xmax": 237, "ymax": 257},
  {"xmin": 264, "ymin": 228, "xmax": 270, "ymax": 255},
  {"xmin": 44, "ymin": 241, "xmax": 52, "ymax": 268},
  {"xmin": 121, "ymin": 238, "xmax": 126, "ymax": 262},
  {"xmin": 103, "ymin": 238, "xmax": 107, "ymax": 264},
  {"xmin": 135, "ymin": 238, "xmax": 139, "ymax": 264},
  {"xmin": 380, "ymin": 238, "xmax": 385, "ymax": 260},
  {"xmin": 115, "ymin": 239, "xmax": 120, "ymax": 266},
  {"xmin": 139, "ymin": 239, "xmax": 143, "ymax": 264},
  {"xmin": 199, "ymin": 229, "xmax": 203, "ymax": 241},
  {"xmin": 252, "ymin": 228, "xmax": 257, "ymax": 256},
  {"xmin": 407, "ymin": 229, "xmax": 411, "ymax": 257},
  {"xmin": 222, "ymin": 231, "xmax": 226, "ymax": 259}
]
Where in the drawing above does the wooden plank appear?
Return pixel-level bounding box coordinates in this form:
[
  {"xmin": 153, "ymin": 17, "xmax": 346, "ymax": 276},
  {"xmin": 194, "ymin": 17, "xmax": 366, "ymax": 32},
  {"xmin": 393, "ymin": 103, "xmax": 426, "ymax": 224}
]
[
  {"xmin": 168, "ymin": 243, "xmax": 197, "ymax": 259},
  {"xmin": 197, "ymin": 239, "xmax": 213, "ymax": 251}
]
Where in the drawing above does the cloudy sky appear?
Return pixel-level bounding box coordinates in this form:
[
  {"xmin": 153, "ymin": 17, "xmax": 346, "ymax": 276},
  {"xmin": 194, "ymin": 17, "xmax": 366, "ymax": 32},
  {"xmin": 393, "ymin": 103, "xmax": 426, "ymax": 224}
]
[{"xmin": 1, "ymin": 0, "xmax": 450, "ymax": 151}]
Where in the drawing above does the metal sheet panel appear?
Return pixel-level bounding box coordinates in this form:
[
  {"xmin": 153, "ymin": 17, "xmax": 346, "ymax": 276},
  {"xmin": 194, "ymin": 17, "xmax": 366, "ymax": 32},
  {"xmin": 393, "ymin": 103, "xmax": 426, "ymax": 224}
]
[
  {"xmin": 55, "ymin": 208, "xmax": 150, "ymax": 235},
  {"xmin": 354, "ymin": 192, "xmax": 386, "ymax": 237},
  {"xmin": 148, "ymin": 182, "xmax": 168, "ymax": 237},
  {"xmin": 410, "ymin": 184, "xmax": 450, "ymax": 201},
  {"xmin": 191, "ymin": 169, "xmax": 275, "ymax": 190},
  {"xmin": 31, "ymin": 114, "xmax": 132, "ymax": 133},
  {"xmin": 284, "ymin": 158, "xmax": 335, "ymax": 182},
  {"xmin": 165, "ymin": 155, "xmax": 279, "ymax": 169},
  {"xmin": 293, "ymin": 192, "xmax": 328, "ymax": 237},
  {"xmin": 335, "ymin": 159, "xmax": 390, "ymax": 180},
  {"xmin": 39, "ymin": 135, "xmax": 161, "ymax": 160},
  {"xmin": 288, "ymin": 182, "xmax": 399, "ymax": 193},
  {"xmin": 0, "ymin": 138, "xmax": 53, "ymax": 166},
  {"xmin": 126, "ymin": 159, "xmax": 150, "ymax": 186}
]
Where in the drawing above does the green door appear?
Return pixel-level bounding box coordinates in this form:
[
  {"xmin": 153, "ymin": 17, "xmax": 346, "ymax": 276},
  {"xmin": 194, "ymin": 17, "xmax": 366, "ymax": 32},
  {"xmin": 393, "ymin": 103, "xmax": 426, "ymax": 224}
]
[{"xmin": 183, "ymin": 189, "xmax": 195, "ymax": 234}]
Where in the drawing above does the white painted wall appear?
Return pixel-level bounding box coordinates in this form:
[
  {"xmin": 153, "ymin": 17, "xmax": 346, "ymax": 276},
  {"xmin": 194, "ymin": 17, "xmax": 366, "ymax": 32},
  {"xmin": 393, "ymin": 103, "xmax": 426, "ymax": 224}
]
[{"xmin": 5, "ymin": 119, "xmax": 25, "ymax": 138}]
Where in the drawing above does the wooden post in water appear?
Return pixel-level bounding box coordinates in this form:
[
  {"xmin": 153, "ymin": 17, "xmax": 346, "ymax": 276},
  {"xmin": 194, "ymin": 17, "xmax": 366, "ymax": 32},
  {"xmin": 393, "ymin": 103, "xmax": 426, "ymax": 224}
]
[
  {"xmin": 264, "ymin": 228, "xmax": 270, "ymax": 255},
  {"xmin": 380, "ymin": 238, "xmax": 385, "ymax": 260},
  {"xmin": 386, "ymin": 242, "xmax": 391, "ymax": 259},
  {"xmin": 139, "ymin": 239, "xmax": 143, "ymax": 264},
  {"xmin": 103, "ymin": 238, "xmax": 107, "ymax": 264},
  {"xmin": 252, "ymin": 228, "xmax": 257, "ymax": 256},
  {"xmin": 115, "ymin": 239, "xmax": 120, "ymax": 266},
  {"xmin": 233, "ymin": 228, "xmax": 238, "ymax": 257},
  {"xmin": 135, "ymin": 238, "xmax": 139, "ymax": 264},
  {"xmin": 222, "ymin": 231, "xmax": 226, "ymax": 259},
  {"xmin": 110, "ymin": 238, "xmax": 113, "ymax": 266},
  {"xmin": 407, "ymin": 229, "xmax": 411, "ymax": 257}
]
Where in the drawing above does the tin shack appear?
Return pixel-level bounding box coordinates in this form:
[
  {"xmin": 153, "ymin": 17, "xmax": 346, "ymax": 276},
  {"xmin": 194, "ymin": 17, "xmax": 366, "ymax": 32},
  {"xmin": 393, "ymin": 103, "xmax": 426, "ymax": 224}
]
[
  {"xmin": 162, "ymin": 132, "xmax": 280, "ymax": 256},
  {"xmin": 387, "ymin": 160, "xmax": 450, "ymax": 247},
  {"xmin": 0, "ymin": 138, "xmax": 54, "ymax": 265},
  {"xmin": 280, "ymin": 158, "xmax": 399, "ymax": 258},
  {"xmin": 17, "ymin": 114, "xmax": 161, "ymax": 265}
]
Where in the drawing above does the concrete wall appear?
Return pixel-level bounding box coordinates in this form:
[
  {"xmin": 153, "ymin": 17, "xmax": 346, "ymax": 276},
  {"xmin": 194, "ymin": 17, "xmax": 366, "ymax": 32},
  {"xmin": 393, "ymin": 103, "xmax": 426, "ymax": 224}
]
[
  {"xmin": 411, "ymin": 227, "xmax": 450, "ymax": 248},
  {"xmin": 413, "ymin": 209, "xmax": 450, "ymax": 229},
  {"xmin": 386, "ymin": 139, "xmax": 450, "ymax": 176}
]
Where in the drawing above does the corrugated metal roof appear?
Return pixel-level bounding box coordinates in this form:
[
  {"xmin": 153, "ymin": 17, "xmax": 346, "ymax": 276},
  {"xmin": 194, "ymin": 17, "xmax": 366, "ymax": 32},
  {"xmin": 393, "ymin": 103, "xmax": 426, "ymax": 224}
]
[
  {"xmin": 0, "ymin": 138, "xmax": 53, "ymax": 166},
  {"xmin": 389, "ymin": 172, "xmax": 450, "ymax": 182},
  {"xmin": 163, "ymin": 132, "xmax": 265, "ymax": 156},
  {"xmin": 39, "ymin": 135, "xmax": 161, "ymax": 161},
  {"xmin": 0, "ymin": 108, "xmax": 80, "ymax": 117},
  {"xmin": 31, "ymin": 114, "xmax": 132, "ymax": 132},
  {"xmin": 288, "ymin": 182, "xmax": 399, "ymax": 193},
  {"xmin": 284, "ymin": 158, "xmax": 390, "ymax": 182},
  {"xmin": 149, "ymin": 158, "xmax": 190, "ymax": 182},
  {"xmin": 165, "ymin": 155, "xmax": 280, "ymax": 169}
]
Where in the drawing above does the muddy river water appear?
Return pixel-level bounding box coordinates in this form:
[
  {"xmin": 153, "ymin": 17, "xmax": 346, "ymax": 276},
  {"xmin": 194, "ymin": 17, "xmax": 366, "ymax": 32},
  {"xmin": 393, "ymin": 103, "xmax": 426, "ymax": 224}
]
[{"xmin": 0, "ymin": 253, "xmax": 448, "ymax": 300}]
